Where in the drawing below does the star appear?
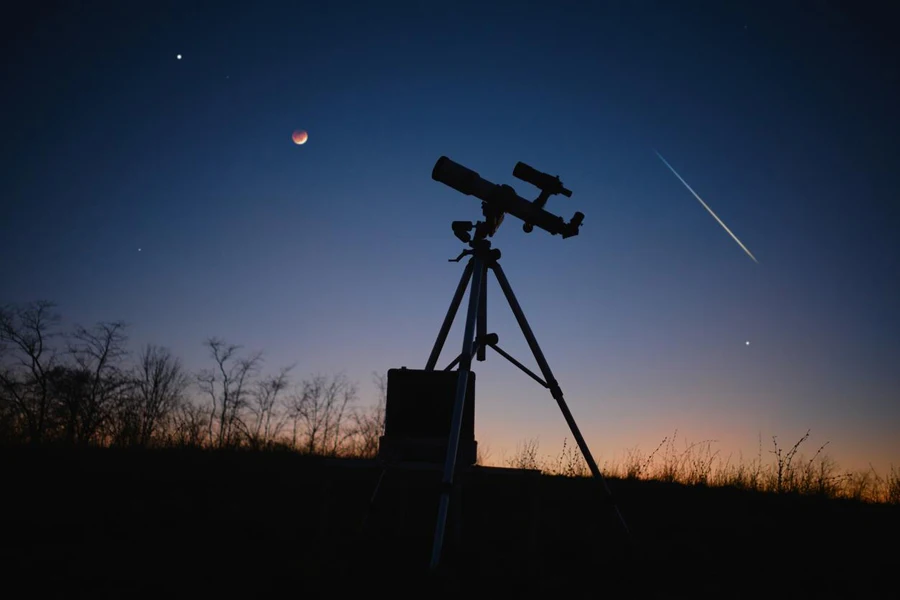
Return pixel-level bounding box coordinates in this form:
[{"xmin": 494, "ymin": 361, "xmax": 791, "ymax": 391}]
[
  {"xmin": 745, "ymin": 341, "xmax": 750, "ymax": 346},
  {"xmin": 176, "ymin": 54, "xmax": 182, "ymax": 60},
  {"xmin": 138, "ymin": 248, "xmax": 142, "ymax": 252}
]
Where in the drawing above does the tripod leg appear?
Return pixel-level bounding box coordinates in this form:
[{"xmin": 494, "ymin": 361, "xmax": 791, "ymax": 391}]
[
  {"xmin": 477, "ymin": 262, "xmax": 487, "ymax": 362},
  {"xmin": 490, "ymin": 263, "xmax": 629, "ymax": 535},
  {"xmin": 426, "ymin": 259, "xmax": 475, "ymax": 371},
  {"xmin": 430, "ymin": 254, "xmax": 485, "ymax": 571}
]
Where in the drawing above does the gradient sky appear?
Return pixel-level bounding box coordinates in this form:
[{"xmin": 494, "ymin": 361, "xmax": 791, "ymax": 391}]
[{"xmin": 3, "ymin": 1, "xmax": 898, "ymax": 473}]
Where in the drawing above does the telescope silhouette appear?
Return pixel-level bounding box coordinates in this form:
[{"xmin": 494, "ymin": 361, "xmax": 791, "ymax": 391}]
[{"xmin": 431, "ymin": 156, "xmax": 584, "ymax": 238}]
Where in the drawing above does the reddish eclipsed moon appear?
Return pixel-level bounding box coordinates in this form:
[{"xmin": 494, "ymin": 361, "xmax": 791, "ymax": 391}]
[{"xmin": 292, "ymin": 130, "xmax": 308, "ymax": 145}]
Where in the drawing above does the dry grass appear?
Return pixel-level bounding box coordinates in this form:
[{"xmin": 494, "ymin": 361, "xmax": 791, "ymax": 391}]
[{"xmin": 501, "ymin": 430, "xmax": 899, "ymax": 504}]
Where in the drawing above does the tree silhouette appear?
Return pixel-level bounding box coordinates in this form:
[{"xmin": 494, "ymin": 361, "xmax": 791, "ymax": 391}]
[
  {"xmin": 169, "ymin": 400, "xmax": 211, "ymax": 448},
  {"xmin": 47, "ymin": 364, "xmax": 93, "ymax": 444},
  {"xmin": 287, "ymin": 373, "xmax": 357, "ymax": 455},
  {"xmin": 66, "ymin": 321, "xmax": 129, "ymax": 444},
  {"xmin": 114, "ymin": 344, "xmax": 189, "ymax": 447},
  {"xmin": 197, "ymin": 338, "xmax": 262, "ymax": 448},
  {"xmin": 0, "ymin": 301, "xmax": 63, "ymax": 443},
  {"xmin": 248, "ymin": 365, "xmax": 292, "ymax": 449},
  {"xmin": 349, "ymin": 371, "xmax": 386, "ymax": 458}
]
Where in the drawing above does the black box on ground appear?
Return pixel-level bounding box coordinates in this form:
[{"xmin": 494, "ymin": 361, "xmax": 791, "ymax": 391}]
[{"xmin": 378, "ymin": 368, "xmax": 477, "ymax": 465}]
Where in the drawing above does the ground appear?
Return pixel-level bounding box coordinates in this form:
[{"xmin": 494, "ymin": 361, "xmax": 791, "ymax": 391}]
[{"xmin": 2, "ymin": 447, "xmax": 897, "ymax": 598}]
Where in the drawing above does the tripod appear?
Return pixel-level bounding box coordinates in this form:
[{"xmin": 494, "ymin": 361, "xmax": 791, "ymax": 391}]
[{"xmin": 426, "ymin": 233, "xmax": 631, "ymax": 571}]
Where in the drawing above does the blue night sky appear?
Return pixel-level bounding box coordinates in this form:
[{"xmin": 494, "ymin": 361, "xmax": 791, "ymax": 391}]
[{"xmin": 3, "ymin": 1, "xmax": 898, "ymax": 472}]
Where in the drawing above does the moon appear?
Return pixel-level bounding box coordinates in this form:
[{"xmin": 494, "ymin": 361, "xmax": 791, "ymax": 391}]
[{"xmin": 292, "ymin": 130, "xmax": 308, "ymax": 145}]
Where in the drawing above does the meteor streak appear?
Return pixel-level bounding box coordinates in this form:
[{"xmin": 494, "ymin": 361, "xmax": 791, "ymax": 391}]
[{"xmin": 655, "ymin": 150, "xmax": 758, "ymax": 264}]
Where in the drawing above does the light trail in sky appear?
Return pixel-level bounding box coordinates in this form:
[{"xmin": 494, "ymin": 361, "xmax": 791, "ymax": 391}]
[{"xmin": 655, "ymin": 150, "xmax": 758, "ymax": 264}]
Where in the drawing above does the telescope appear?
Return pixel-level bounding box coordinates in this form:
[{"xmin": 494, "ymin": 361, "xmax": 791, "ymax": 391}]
[
  {"xmin": 432, "ymin": 156, "xmax": 584, "ymax": 239},
  {"xmin": 367, "ymin": 154, "xmax": 629, "ymax": 573}
]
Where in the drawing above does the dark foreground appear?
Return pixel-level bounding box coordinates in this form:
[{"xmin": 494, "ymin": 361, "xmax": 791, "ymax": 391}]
[{"xmin": 2, "ymin": 447, "xmax": 897, "ymax": 598}]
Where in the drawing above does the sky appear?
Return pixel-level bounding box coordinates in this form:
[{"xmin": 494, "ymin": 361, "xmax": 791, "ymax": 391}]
[{"xmin": 2, "ymin": 1, "xmax": 898, "ymax": 474}]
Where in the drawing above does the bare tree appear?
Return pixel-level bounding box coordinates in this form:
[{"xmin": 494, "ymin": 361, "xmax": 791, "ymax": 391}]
[
  {"xmin": 0, "ymin": 382, "xmax": 15, "ymax": 442},
  {"xmin": 117, "ymin": 344, "xmax": 190, "ymax": 447},
  {"xmin": 65, "ymin": 321, "xmax": 129, "ymax": 444},
  {"xmin": 288, "ymin": 373, "xmax": 357, "ymax": 456},
  {"xmin": 197, "ymin": 338, "xmax": 262, "ymax": 448},
  {"xmin": 47, "ymin": 364, "xmax": 92, "ymax": 442},
  {"xmin": 0, "ymin": 301, "xmax": 63, "ymax": 443},
  {"xmin": 247, "ymin": 365, "xmax": 292, "ymax": 449},
  {"xmin": 169, "ymin": 401, "xmax": 211, "ymax": 448},
  {"xmin": 348, "ymin": 371, "xmax": 387, "ymax": 458}
]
